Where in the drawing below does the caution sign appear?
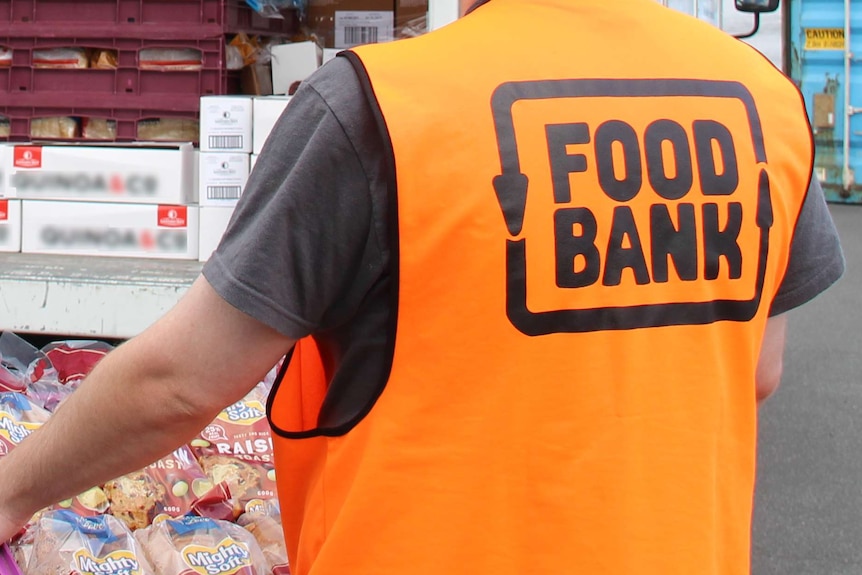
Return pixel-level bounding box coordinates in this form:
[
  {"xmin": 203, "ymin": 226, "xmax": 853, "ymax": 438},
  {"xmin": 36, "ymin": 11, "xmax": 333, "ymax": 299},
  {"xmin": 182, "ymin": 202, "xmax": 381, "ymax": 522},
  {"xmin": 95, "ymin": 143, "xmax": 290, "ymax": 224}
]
[
  {"xmin": 491, "ymin": 79, "xmax": 771, "ymax": 335},
  {"xmin": 804, "ymin": 28, "xmax": 845, "ymax": 50}
]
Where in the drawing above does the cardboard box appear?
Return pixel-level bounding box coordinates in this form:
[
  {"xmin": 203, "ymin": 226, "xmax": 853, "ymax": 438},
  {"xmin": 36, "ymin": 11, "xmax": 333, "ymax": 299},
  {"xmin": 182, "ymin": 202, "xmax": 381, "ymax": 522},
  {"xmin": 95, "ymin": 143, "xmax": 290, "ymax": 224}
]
[
  {"xmin": 0, "ymin": 199, "xmax": 21, "ymax": 253},
  {"xmin": 5, "ymin": 143, "xmax": 195, "ymax": 204},
  {"xmin": 241, "ymin": 62, "xmax": 274, "ymax": 96},
  {"xmin": 22, "ymin": 201, "xmax": 199, "ymax": 260},
  {"xmin": 199, "ymin": 206, "xmax": 236, "ymax": 262},
  {"xmin": 307, "ymin": 0, "xmax": 394, "ymax": 49},
  {"xmin": 250, "ymin": 154, "xmax": 259, "ymax": 172},
  {"xmin": 200, "ymin": 96, "xmax": 254, "ymax": 153},
  {"xmin": 0, "ymin": 145, "xmax": 10, "ymax": 198},
  {"xmin": 253, "ymin": 96, "xmax": 292, "ymax": 154},
  {"xmin": 271, "ymin": 42, "xmax": 320, "ymax": 96},
  {"xmin": 199, "ymin": 153, "xmax": 250, "ymax": 207}
]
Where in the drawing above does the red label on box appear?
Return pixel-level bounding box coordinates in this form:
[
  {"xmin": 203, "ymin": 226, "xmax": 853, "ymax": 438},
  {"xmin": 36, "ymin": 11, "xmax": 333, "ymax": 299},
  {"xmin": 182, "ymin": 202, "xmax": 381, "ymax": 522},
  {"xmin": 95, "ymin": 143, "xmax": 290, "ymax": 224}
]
[
  {"xmin": 0, "ymin": 200, "xmax": 7, "ymax": 221},
  {"xmin": 13, "ymin": 146, "xmax": 42, "ymax": 169},
  {"xmin": 158, "ymin": 205, "xmax": 188, "ymax": 228}
]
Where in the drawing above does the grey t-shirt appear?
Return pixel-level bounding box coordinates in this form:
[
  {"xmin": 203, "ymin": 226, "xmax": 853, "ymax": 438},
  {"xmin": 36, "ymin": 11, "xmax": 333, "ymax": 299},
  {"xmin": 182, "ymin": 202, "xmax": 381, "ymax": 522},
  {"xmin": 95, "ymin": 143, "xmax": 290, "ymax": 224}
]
[{"xmin": 203, "ymin": 57, "xmax": 845, "ymax": 429}]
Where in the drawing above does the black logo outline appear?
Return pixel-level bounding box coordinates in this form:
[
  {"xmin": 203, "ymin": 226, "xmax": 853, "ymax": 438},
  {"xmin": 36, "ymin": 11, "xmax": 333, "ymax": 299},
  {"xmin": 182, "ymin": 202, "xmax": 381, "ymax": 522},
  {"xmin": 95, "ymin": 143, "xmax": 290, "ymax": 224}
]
[{"xmin": 491, "ymin": 79, "xmax": 772, "ymax": 336}]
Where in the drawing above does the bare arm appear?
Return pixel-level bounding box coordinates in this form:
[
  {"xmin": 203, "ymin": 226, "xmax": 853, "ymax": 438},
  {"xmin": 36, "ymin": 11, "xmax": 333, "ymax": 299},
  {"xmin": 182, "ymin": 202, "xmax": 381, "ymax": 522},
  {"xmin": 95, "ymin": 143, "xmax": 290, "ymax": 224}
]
[
  {"xmin": 756, "ymin": 314, "xmax": 788, "ymax": 405},
  {"xmin": 0, "ymin": 276, "xmax": 295, "ymax": 542}
]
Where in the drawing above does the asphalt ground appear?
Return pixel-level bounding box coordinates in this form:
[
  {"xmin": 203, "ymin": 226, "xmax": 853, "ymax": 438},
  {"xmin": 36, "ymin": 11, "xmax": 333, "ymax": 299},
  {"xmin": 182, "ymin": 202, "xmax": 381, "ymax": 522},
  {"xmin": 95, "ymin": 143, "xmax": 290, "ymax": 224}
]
[{"xmin": 752, "ymin": 203, "xmax": 862, "ymax": 574}]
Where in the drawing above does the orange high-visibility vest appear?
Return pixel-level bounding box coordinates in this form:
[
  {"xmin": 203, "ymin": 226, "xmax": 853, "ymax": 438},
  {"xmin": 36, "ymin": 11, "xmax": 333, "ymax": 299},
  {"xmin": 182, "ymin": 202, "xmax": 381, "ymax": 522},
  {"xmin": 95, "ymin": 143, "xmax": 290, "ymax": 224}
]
[{"xmin": 267, "ymin": 0, "xmax": 814, "ymax": 573}]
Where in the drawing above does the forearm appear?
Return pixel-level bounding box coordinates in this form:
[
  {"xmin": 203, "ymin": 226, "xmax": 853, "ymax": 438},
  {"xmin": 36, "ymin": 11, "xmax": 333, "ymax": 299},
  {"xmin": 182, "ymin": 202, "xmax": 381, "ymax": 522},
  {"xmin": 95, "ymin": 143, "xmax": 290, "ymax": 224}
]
[
  {"xmin": 0, "ymin": 336, "xmax": 220, "ymax": 526},
  {"xmin": 0, "ymin": 277, "xmax": 295, "ymax": 541}
]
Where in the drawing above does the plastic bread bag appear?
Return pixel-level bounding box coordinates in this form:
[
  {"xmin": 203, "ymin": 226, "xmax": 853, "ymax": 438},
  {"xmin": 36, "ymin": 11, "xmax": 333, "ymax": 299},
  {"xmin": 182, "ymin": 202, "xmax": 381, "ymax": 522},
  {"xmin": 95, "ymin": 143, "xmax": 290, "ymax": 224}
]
[
  {"xmin": 236, "ymin": 499, "xmax": 289, "ymax": 575},
  {"xmin": 23, "ymin": 379, "xmax": 74, "ymax": 413},
  {"xmin": 89, "ymin": 49, "xmax": 118, "ymax": 70},
  {"xmin": 137, "ymin": 118, "xmax": 199, "ymax": 142},
  {"xmin": 192, "ymin": 383, "xmax": 278, "ymax": 506},
  {"xmin": 32, "ymin": 47, "xmax": 88, "ymax": 69},
  {"xmin": 0, "ymin": 392, "xmax": 51, "ymax": 458},
  {"xmin": 41, "ymin": 340, "xmax": 113, "ymax": 386},
  {"xmin": 259, "ymin": 359, "xmax": 284, "ymax": 395},
  {"xmin": 54, "ymin": 486, "xmax": 111, "ymax": 519},
  {"xmin": 139, "ymin": 48, "xmax": 202, "ymax": 71},
  {"xmin": 25, "ymin": 340, "xmax": 113, "ymax": 412},
  {"xmin": 104, "ymin": 446, "xmax": 216, "ymax": 531},
  {"xmin": 30, "ymin": 117, "xmax": 78, "ymax": 139},
  {"xmin": 24, "ymin": 510, "xmax": 155, "ymax": 575},
  {"xmin": 0, "ymin": 332, "xmax": 54, "ymax": 394},
  {"xmin": 0, "ymin": 48, "xmax": 11, "ymax": 68},
  {"xmin": 135, "ymin": 514, "xmax": 269, "ymax": 575},
  {"xmin": 81, "ymin": 118, "xmax": 118, "ymax": 140}
]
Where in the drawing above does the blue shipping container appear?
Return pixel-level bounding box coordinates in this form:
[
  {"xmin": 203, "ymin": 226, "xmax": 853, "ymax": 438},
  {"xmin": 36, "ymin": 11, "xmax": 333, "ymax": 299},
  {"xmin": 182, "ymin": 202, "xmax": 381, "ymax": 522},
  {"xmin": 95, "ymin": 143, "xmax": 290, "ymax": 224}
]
[{"xmin": 789, "ymin": 0, "xmax": 862, "ymax": 203}]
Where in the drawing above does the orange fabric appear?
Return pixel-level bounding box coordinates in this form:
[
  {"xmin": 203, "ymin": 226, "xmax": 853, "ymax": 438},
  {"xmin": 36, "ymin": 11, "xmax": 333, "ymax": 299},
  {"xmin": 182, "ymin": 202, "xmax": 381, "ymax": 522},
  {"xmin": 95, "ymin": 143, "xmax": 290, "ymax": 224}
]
[{"xmin": 269, "ymin": 0, "xmax": 813, "ymax": 573}]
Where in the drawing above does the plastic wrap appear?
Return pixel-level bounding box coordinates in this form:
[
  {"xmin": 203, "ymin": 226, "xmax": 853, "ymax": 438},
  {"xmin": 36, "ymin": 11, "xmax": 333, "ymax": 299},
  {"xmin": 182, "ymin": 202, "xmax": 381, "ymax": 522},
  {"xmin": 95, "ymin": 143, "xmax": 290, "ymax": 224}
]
[
  {"xmin": 32, "ymin": 48, "xmax": 88, "ymax": 69},
  {"xmin": 137, "ymin": 118, "xmax": 199, "ymax": 142},
  {"xmin": 136, "ymin": 515, "xmax": 269, "ymax": 575},
  {"xmin": 192, "ymin": 382, "xmax": 278, "ymax": 506},
  {"xmin": 0, "ymin": 333, "xmax": 52, "ymax": 394},
  {"xmin": 139, "ymin": 48, "xmax": 202, "ymax": 71},
  {"xmin": 81, "ymin": 118, "xmax": 118, "ymax": 140},
  {"xmin": 29, "ymin": 117, "xmax": 78, "ymax": 139},
  {"xmin": 0, "ymin": 392, "xmax": 51, "ymax": 458},
  {"xmin": 103, "ymin": 446, "xmax": 214, "ymax": 531},
  {"xmin": 89, "ymin": 49, "xmax": 118, "ymax": 70},
  {"xmin": 237, "ymin": 500, "xmax": 289, "ymax": 575},
  {"xmin": 245, "ymin": 0, "xmax": 305, "ymax": 19},
  {"xmin": 24, "ymin": 511, "xmax": 155, "ymax": 575},
  {"xmin": 26, "ymin": 340, "xmax": 114, "ymax": 412}
]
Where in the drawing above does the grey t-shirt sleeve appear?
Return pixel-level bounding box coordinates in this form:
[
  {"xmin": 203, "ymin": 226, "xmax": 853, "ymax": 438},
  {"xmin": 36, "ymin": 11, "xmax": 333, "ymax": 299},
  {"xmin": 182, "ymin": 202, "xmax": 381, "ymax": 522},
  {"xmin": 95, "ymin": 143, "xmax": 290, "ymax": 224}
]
[
  {"xmin": 769, "ymin": 176, "xmax": 845, "ymax": 316},
  {"xmin": 202, "ymin": 57, "xmax": 387, "ymax": 339}
]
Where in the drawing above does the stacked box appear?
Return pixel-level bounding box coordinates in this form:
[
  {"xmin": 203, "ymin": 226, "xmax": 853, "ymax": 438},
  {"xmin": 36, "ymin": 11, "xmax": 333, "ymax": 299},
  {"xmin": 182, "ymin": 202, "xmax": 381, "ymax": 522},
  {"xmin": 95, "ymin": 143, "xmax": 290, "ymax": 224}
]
[
  {"xmin": 253, "ymin": 96, "xmax": 292, "ymax": 154},
  {"xmin": 0, "ymin": 199, "xmax": 22, "ymax": 252},
  {"xmin": 5, "ymin": 143, "xmax": 196, "ymax": 204},
  {"xmin": 196, "ymin": 95, "xmax": 296, "ymax": 262},
  {"xmin": 4, "ymin": 142, "xmax": 200, "ymax": 259},
  {"xmin": 22, "ymin": 201, "xmax": 200, "ymax": 260}
]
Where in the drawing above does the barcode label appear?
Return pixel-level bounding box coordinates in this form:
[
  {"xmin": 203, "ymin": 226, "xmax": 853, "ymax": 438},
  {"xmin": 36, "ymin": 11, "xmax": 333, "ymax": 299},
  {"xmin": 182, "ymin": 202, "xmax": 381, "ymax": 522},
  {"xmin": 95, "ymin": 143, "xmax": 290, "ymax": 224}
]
[
  {"xmin": 344, "ymin": 26, "xmax": 379, "ymax": 45},
  {"xmin": 208, "ymin": 135, "xmax": 244, "ymax": 150},
  {"xmin": 207, "ymin": 186, "xmax": 242, "ymax": 200}
]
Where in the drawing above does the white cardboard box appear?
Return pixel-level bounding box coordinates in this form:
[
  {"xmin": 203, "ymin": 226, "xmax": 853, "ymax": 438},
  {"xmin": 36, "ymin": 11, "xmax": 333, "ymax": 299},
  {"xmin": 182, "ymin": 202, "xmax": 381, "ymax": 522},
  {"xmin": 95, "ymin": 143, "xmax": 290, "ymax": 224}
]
[
  {"xmin": 322, "ymin": 48, "xmax": 340, "ymax": 65},
  {"xmin": 271, "ymin": 42, "xmax": 320, "ymax": 96},
  {"xmin": 199, "ymin": 153, "xmax": 250, "ymax": 207},
  {"xmin": 199, "ymin": 206, "xmax": 235, "ymax": 262},
  {"xmin": 250, "ymin": 154, "xmax": 259, "ymax": 172},
  {"xmin": 200, "ymin": 96, "xmax": 254, "ymax": 153},
  {"xmin": 6, "ymin": 143, "xmax": 195, "ymax": 204},
  {"xmin": 0, "ymin": 145, "xmax": 10, "ymax": 198},
  {"xmin": 22, "ymin": 201, "xmax": 199, "ymax": 260},
  {"xmin": 252, "ymin": 96, "xmax": 292, "ymax": 155},
  {"xmin": 0, "ymin": 199, "xmax": 21, "ymax": 252}
]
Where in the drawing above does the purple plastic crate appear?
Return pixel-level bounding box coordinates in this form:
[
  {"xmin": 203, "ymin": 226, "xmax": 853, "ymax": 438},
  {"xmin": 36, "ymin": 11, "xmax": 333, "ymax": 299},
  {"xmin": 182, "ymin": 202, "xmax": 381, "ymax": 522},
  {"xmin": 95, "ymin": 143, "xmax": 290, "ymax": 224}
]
[
  {"xmin": 0, "ymin": 36, "xmax": 242, "ymax": 111},
  {"xmin": 0, "ymin": 0, "xmax": 299, "ymax": 39},
  {"xmin": 0, "ymin": 544, "xmax": 22, "ymax": 575},
  {"xmin": 0, "ymin": 105, "xmax": 202, "ymax": 143}
]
